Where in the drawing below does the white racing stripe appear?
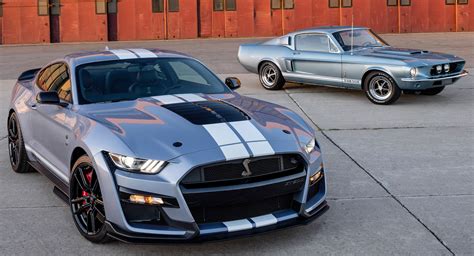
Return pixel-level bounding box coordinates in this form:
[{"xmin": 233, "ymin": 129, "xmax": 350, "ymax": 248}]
[
  {"xmin": 220, "ymin": 143, "xmax": 250, "ymax": 160},
  {"xmin": 230, "ymin": 120, "xmax": 266, "ymax": 142},
  {"xmin": 128, "ymin": 48, "xmax": 157, "ymax": 58},
  {"xmin": 223, "ymin": 219, "xmax": 253, "ymax": 232},
  {"xmin": 109, "ymin": 49, "xmax": 138, "ymax": 59},
  {"xmin": 153, "ymin": 95, "xmax": 185, "ymax": 105},
  {"xmin": 251, "ymin": 214, "xmax": 278, "ymax": 228},
  {"xmin": 247, "ymin": 141, "xmax": 275, "ymax": 157},
  {"xmin": 203, "ymin": 123, "xmax": 241, "ymax": 146},
  {"xmin": 175, "ymin": 93, "xmax": 207, "ymax": 102}
]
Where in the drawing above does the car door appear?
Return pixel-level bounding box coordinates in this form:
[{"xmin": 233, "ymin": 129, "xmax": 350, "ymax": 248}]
[
  {"xmin": 290, "ymin": 33, "xmax": 342, "ymax": 86},
  {"xmin": 30, "ymin": 62, "xmax": 74, "ymax": 182}
]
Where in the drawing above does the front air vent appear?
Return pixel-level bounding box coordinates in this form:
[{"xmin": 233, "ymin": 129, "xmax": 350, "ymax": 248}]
[{"xmin": 162, "ymin": 101, "xmax": 250, "ymax": 125}]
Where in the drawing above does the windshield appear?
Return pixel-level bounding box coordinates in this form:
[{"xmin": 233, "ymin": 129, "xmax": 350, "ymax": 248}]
[
  {"xmin": 75, "ymin": 58, "xmax": 229, "ymax": 104},
  {"xmin": 333, "ymin": 29, "xmax": 389, "ymax": 51}
]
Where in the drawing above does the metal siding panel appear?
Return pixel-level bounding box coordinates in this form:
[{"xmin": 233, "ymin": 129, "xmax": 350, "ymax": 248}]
[
  {"xmin": 237, "ymin": 0, "xmax": 254, "ymax": 37},
  {"xmin": 294, "ymin": 0, "xmax": 312, "ymax": 30},
  {"xmin": 117, "ymin": 0, "xmax": 137, "ymax": 40},
  {"xmin": 199, "ymin": 0, "xmax": 213, "ymax": 37},
  {"xmin": 254, "ymin": 0, "xmax": 272, "ymax": 36},
  {"xmin": 212, "ymin": 7, "xmax": 225, "ymax": 37},
  {"xmin": 283, "ymin": 6, "xmax": 295, "ymax": 34},
  {"xmin": 180, "ymin": 0, "xmax": 197, "ymax": 38},
  {"xmin": 135, "ymin": 0, "xmax": 154, "ymax": 40},
  {"xmin": 225, "ymin": 9, "xmax": 238, "ymax": 37},
  {"xmin": 3, "ymin": 0, "xmax": 50, "ymax": 44},
  {"xmin": 271, "ymin": 7, "xmax": 283, "ymax": 36},
  {"xmin": 312, "ymin": 0, "xmax": 339, "ymax": 27},
  {"xmin": 458, "ymin": 1, "xmax": 472, "ymax": 31},
  {"xmin": 410, "ymin": 0, "xmax": 430, "ymax": 33},
  {"xmin": 60, "ymin": 0, "xmax": 106, "ymax": 42}
]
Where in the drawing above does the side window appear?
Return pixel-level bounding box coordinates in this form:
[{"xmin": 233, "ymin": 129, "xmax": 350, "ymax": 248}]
[
  {"xmin": 295, "ymin": 34, "xmax": 330, "ymax": 53},
  {"xmin": 37, "ymin": 63, "xmax": 72, "ymax": 102},
  {"xmin": 169, "ymin": 61, "xmax": 208, "ymax": 85}
]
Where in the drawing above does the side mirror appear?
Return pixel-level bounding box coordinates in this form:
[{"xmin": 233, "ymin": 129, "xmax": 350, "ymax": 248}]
[
  {"xmin": 36, "ymin": 91, "xmax": 63, "ymax": 106},
  {"xmin": 225, "ymin": 77, "xmax": 241, "ymax": 90}
]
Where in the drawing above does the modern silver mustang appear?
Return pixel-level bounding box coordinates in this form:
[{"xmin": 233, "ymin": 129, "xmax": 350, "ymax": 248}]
[
  {"xmin": 7, "ymin": 48, "xmax": 328, "ymax": 243},
  {"xmin": 238, "ymin": 26, "xmax": 468, "ymax": 104}
]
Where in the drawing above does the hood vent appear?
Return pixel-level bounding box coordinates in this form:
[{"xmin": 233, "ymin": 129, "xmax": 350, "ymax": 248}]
[
  {"xmin": 410, "ymin": 50, "xmax": 430, "ymax": 55},
  {"xmin": 162, "ymin": 101, "xmax": 250, "ymax": 125}
]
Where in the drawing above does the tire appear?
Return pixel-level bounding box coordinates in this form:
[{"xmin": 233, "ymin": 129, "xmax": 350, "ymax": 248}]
[
  {"xmin": 258, "ymin": 62, "xmax": 286, "ymax": 90},
  {"xmin": 7, "ymin": 112, "xmax": 35, "ymax": 173},
  {"xmin": 421, "ymin": 86, "xmax": 445, "ymax": 96},
  {"xmin": 363, "ymin": 72, "xmax": 401, "ymax": 105},
  {"xmin": 70, "ymin": 155, "xmax": 111, "ymax": 243}
]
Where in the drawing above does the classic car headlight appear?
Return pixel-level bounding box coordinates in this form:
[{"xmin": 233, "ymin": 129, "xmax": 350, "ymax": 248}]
[
  {"xmin": 304, "ymin": 138, "xmax": 316, "ymax": 154},
  {"xmin": 444, "ymin": 64, "xmax": 450, "ymax": 72},
  {"xmin": 108, "ymin": 152, "xmax": 167, "ymax": 174},
  {"xmin": 410, "ymin": 68, "xmax": 417, "ymax": 78},
  {"xmin": 436, "ymin": 65, "xmax": 443, "ymax": 74}
]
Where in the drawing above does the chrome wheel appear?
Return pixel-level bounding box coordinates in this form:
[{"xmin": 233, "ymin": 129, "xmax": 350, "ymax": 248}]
[
  {"xmin": 369, "ymin": 76, "xmax": 393, "ymax": 101},
  {"xmin": 8, "ymin": 115, "xmax": 20, "ymax": 169},
  {"xmin": 71, "ymin": 163, "xmax": 105, "ymax": 236},
  {"xmin": 261, "ymin": 65, "xmax": 278, "ymax": 87}
]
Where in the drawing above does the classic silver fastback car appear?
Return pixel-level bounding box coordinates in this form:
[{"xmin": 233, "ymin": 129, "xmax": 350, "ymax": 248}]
[
  {"xmin": 8, "ymin": 48, "xmax": 327, "ymax": 243},
  {"xmin": 238, "ymin": 26, "xmax": 468, "ymax": 104}
]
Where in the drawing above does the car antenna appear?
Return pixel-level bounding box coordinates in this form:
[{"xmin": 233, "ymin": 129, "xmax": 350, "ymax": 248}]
[{"xmin": 351, "ymin": 14, "xmax": 354, "ymax": 55}]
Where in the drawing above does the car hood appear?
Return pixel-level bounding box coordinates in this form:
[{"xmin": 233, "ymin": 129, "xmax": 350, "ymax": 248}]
[
  {"xmin": 78, "ymin": 93, "xmax": 312, "ymax": 161},
  {"xmin": 356, "ymin": 47, "xmax": 462, "ymax": 65}
]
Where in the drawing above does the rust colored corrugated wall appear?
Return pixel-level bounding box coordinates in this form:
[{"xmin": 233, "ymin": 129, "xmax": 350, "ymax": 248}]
[
  {"xmin": 457, "ymin": 1, "xmax": 473, "ymax": 31},
  {"xmin": 312, "ymin": 0, "xmax": 339, "ymax": 27},
  {"xmin": 167, "ymin": 0, "xmax": 198, "ymax": 39},
  {"xmin": 59, "ymin": 0, "xmax": 107, "ymax": 42},
  {"xmin": 2, "ymin": 0, "xmax": 50, "ymax": 44}
]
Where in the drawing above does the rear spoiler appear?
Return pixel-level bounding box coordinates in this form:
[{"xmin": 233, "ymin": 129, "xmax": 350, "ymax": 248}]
[{"xmin": 18, "ymin": 68, "xmax": 41, "ymax": 81}]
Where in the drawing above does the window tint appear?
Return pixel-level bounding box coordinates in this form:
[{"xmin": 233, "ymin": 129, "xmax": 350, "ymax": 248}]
[
  {"xmin": 152, "ymin": 0, "xmax": 164, "ymax": 12},
  {"xmin": 295, "ymin": 34, "xmax": 330, "ymax": 52},
  {"xmin": 271, "ymin": 0, "xmax": 281, "ymax": 9},
  {"xmin": 329, "ymin": 0, "xmax": 339, "ymax": 8},
  {"xmin": 75, "ymin": 58, "xmax": 228, "ymax": 105},
  {"xmin": 168, "ymin": 0, "xmax": 179, "ymax": 12},
  {"xmin": 169, "ymin": 61, "xmax": 208, "ymax": 84},
  {"xmin": 284, "ymin": 0, "xmax": 294, "ymax": 9},
  {"xmin": 458, "ymin": 0, "xmax": 468, "ymax": 4},
  {"xmin": 38, "ymin": 0, "xmax": 48, "ymax": 15},
  {"xmin": 342, "ymin": 0, "xmax": 352, "ymax": 7},
  {"xmin": 226, "ymin": 0, "xmax": 236, "ymax": 10},
  {"xmin": 96, "ymin": 0, "xmax": 107, "ymax": 14},
  {"xmin": 387, "ymin": 0, "xmax": 398, "ymax": 6},
  {"xmin": 37, "ymin": 63, "xmax": 72, "ymax": 102},
  {"xmin": 400, "ymin": 0, "xmax": 410, "ymax": 6},
  {"xmin": 214, "ymin": 0, "xmax": 224, "ymax": 11}
]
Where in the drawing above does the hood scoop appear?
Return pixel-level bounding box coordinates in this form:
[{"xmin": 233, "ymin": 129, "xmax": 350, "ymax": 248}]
[
  {"xmin": 162, "ymin": 101, "xmax": 250, "ymax": 125},
  {"xmin": 410, "ymin": 50, "xmax": 430, "ymax": 55}
]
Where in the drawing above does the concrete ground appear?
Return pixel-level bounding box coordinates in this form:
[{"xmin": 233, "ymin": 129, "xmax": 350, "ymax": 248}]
[{"xmin": 0, "ymin": 32, "xmax": 473, "ymax": 255}]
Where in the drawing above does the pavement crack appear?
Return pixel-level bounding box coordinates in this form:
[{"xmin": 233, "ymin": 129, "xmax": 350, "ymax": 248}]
[
  {"xmin": 320, "ymin": 125, "xmax": 470, "ymax": 132},
  {"xmin": 0, "ymin": 135, "xmax": 7, "ymax": 141},
  {"xmin": 286, "ymin": 92, "xmax": 456, "ymax": 256}
]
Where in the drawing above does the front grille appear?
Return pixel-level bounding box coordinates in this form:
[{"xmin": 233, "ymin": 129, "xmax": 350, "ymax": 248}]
[
  {"xmin": 189, "ymin": 193, "xmax": 295, "ymax": 223},
  {"xmin": 181, "ymin": 154, "xmax": 305, "ymax": 188},
  {"xmin": 430, "ymin": 61, "xmax": 464, "ymax": 76}
]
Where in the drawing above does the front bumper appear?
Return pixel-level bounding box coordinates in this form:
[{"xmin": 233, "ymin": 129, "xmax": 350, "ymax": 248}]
[
  {"xmin": 93, "ymin": 147, "xmax": 327, "ymax": 242},
  {"xmin": 105, "ymin": 201, "xmax": 329, "ymax": 243},
  {"xmin": 400, "ymin": 70, "xmax": 468, "ymax": 90}
]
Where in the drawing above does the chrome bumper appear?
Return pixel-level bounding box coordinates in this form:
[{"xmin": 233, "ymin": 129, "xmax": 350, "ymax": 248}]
[{"xmin": 401, "ymin": 70, "xmax": 468, "ymax": 82}]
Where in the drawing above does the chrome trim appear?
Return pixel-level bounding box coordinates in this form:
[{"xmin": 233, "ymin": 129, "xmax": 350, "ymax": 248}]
[{"xmin": 401, "ymin": 70, "xmax": 468, "ymax": 82}]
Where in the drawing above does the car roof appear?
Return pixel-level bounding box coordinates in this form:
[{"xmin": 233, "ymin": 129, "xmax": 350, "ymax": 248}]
[
  {"xmin": 292, "ymin": 26, "xmax": 368, "ymax": 34},
  {"xmin": 63, "ymin": 48, "xmax": 193, "ymax": 67}
]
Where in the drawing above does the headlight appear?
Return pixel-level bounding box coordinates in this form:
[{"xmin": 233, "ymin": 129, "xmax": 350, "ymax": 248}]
[
  {"xmin": 444, "ymin": 64, "xmax": 450, "ymax": 72},
  {"xmin": 108, "ymin": 152, "xmax": 167, "ymax": 174},
  {"xmin": 410, "ymin": 68, "xmax": 417, "ymax": 78},
  {"xmin": 436, "ymin": 65, "xmax": 442, "ymax": 74},
  {"xmin": 304, "ymin": 138, "xmax": 316, "ymax": 154}
]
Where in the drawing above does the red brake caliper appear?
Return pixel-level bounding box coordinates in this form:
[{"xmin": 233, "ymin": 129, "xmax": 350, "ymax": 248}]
[{"xmin": 81, "ymin": 169, "xmax": 93, "ymax": 205}]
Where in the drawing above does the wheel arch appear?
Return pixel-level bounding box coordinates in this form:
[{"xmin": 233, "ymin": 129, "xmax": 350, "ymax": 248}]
[
  {"xmin": 258, "ymin": 59, "xmax": 283, "ymax": 74},
  {"xmin": 361, "ymin": 67, "xmax": 398, "ymax": 89},
  {"xmin": 70, "ymin": 147, "xmax": 88, "ymax": 172}
]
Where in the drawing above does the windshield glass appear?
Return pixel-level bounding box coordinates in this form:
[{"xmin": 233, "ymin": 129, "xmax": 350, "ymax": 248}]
[
  {"xmin": 333, "ymin": 29, "xmax": 389, "ymax": 51},
  {"xmin": 75, "ymin": 58, "xmax": 229, "ymax": 104}
]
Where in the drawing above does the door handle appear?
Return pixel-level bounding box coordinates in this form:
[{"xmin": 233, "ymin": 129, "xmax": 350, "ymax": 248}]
[
  {"xmin": 30, "ymin": 104, "xmax": 37, "ymax": 110},
  {"xmin": 293, "ymin": 52, "xmax": 301, "ymax": 55}
]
